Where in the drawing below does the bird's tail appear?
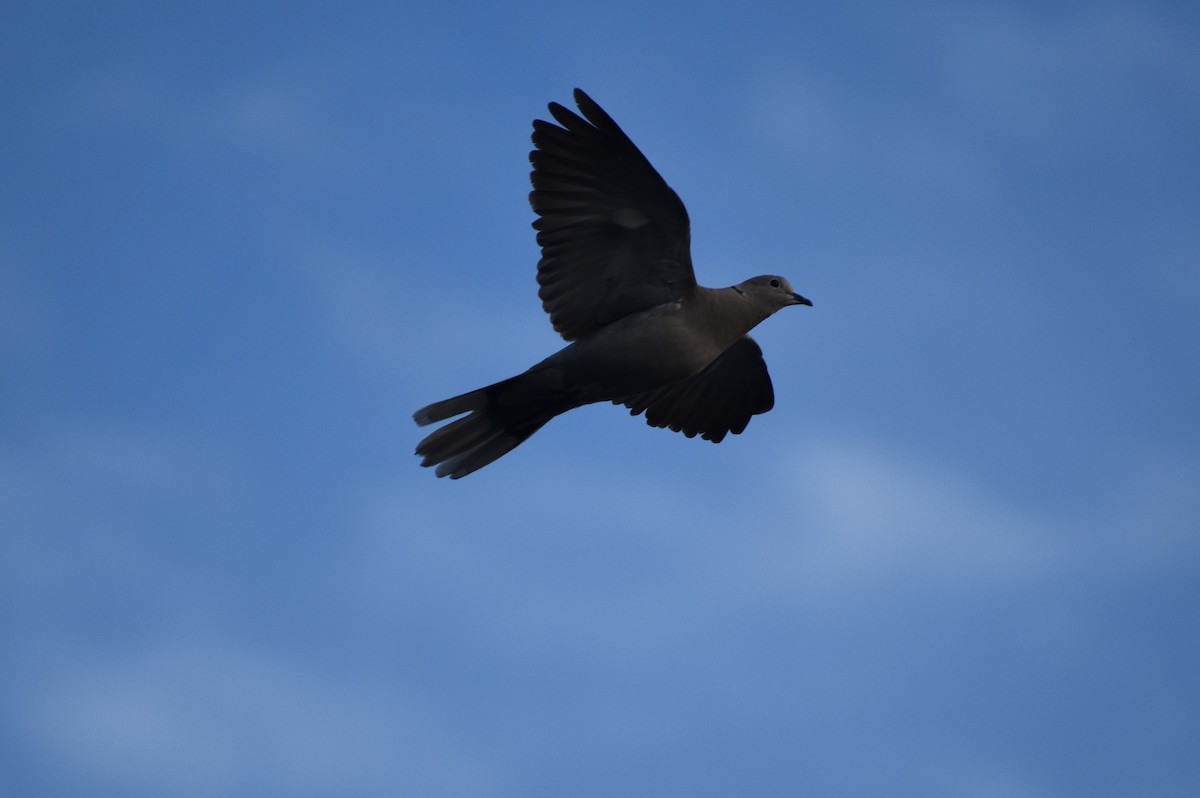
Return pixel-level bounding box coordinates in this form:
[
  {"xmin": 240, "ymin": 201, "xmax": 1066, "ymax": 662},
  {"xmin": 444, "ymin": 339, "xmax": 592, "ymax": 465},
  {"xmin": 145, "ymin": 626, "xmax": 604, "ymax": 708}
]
[{"xmin": 414, "ymin": 372, "xmax": 569, "ymax": 478}]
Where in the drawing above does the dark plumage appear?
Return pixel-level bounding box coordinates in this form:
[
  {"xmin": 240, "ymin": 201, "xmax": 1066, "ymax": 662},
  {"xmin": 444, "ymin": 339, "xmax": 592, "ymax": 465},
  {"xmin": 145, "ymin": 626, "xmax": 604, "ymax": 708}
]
[{"xmin": 415, "ymin": 90, "xmax": 811, "ymax": 478}]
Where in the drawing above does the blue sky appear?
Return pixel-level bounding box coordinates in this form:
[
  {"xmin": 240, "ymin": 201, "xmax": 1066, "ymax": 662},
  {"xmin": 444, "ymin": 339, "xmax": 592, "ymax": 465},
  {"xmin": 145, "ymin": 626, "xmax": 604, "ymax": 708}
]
[{"xmin": 3, "ymin": 1, "xmax": 1199, "ymax": 796}]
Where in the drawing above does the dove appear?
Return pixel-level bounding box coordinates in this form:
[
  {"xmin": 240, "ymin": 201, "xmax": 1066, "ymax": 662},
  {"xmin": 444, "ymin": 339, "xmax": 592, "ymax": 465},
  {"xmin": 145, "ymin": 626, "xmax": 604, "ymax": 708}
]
[{"xmin": 415, "ymin": 89, "xmax": 811, "ymax": 478}]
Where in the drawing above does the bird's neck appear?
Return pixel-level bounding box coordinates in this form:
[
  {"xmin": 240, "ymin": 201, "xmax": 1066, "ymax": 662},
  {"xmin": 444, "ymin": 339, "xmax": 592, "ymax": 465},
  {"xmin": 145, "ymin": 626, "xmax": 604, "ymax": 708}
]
[{"xmin": 693, "ymin": 286, "xmax": 770, "ymax": 348}]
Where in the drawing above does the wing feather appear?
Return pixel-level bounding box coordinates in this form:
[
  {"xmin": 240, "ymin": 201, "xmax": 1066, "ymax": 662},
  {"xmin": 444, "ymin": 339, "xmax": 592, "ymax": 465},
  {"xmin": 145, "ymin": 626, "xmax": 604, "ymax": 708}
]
[
  {"xmin": 616, "ymin": 337, "xmax": 776, "ymax": 443},
  {"xmin": 530, "ymin": 89, "xmax": 695, "ymax": 341}
]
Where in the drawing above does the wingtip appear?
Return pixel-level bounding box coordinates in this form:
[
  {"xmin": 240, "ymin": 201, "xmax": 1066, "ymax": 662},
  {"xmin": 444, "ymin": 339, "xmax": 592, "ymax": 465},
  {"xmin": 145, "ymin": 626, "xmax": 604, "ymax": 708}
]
[{"xmin": 572, "ymin": 88, "xmax": 598, "ymax": 115}]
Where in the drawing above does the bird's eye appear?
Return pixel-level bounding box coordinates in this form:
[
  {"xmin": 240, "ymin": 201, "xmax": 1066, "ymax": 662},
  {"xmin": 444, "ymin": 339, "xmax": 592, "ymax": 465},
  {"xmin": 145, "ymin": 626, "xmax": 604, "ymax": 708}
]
[{"xmin": 769, "ymin": 278, "xmax": 780, "ymax": 288}]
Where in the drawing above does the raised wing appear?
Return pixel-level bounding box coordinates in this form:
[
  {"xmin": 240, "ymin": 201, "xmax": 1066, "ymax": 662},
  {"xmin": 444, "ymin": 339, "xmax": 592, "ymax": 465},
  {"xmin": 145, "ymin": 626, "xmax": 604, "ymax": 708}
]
[
  {"xmin": 617, "ymin": 337, "xmax": 775, "ymax": 443},
  {"xmin": 530, "ymin": 89, "xmax": 696, "ymax": 341}
]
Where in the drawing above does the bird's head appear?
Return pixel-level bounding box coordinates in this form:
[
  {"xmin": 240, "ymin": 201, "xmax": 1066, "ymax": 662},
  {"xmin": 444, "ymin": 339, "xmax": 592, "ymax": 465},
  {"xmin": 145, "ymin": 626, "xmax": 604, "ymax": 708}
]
[{"xmin": 735, "ymin": 275, "xmax": 812, "ymax": 313}]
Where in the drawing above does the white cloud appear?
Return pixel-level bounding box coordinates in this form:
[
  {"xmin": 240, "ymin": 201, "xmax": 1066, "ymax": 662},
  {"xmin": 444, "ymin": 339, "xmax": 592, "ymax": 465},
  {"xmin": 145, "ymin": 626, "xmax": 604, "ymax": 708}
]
[
  {"xmin": 21, "ymin": 633, "xmax": 492, "ymax": 797},
  {"xmin": 1, "ymin": 418, "xmax": 498, "ymax": 796},
  {"xmin": 780, "ymin": 436, "xmax": 1063, "ymax": 591},
  {"xmin": 8, "ymin": 415, "xmax": 1193, "ymax": 796},
  {"xmin": 360, "ymin": 427, "xmax": 1200, "ymax": 645},
  {"xmin": 739, "ymin": 433, "xmax": 1200, "ymax": 603}
]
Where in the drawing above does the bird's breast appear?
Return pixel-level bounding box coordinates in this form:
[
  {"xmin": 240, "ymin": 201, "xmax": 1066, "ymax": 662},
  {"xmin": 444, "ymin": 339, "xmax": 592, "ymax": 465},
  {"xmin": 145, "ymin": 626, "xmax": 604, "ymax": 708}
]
[{"xmin": 548, "ymin": 304, "xmax": 728, "ymax": 399}]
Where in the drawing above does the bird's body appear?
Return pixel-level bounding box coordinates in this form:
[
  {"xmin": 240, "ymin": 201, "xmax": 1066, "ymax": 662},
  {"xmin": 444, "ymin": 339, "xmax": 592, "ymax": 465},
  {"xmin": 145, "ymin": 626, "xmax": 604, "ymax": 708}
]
[
  {"xmin": 546, "ymin": 295, "xmax": 735, "ymax": 394},
  {"xmin": 415, "ymin": 90, "xmax": 811, "ymax": 478}
]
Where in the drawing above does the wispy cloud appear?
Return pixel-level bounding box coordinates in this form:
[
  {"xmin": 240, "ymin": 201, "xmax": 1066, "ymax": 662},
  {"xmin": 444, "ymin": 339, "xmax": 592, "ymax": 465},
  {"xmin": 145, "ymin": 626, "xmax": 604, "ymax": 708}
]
[
  {"xmin": 21, "ymin": 632, "xmax": 492, "ymax": 796},
  {"xmin": 746, "ymin": 434, "xmax": 1200, "ymax": 600},
  {"xmin": 0, "ymin": 418, "xmax": 251, "ymax": 604},
  {"xmin": 192, "ymin": 73, "xmax": 350, "ymax": 167},
  {"xmin": 2, "ymin": 417, "xmax": 495, "ymax": 795},
  {"xmin": 779, "ymin": 437, "xmax": 1064, "ymax": 591},
  {"xmin": 37, "ymin": 67, "xmax": 357, "ymax": 172},
  {"xmin": 943, "ymin": 4, "xmax": 1200, "ymax": 146},
  {"xmin": 289, "ymin": 237, "xmax": 549, "ymax": 391},
  {"xmin": 348, "ymin": 428, "xmax": 1200, "ymax": 661}
]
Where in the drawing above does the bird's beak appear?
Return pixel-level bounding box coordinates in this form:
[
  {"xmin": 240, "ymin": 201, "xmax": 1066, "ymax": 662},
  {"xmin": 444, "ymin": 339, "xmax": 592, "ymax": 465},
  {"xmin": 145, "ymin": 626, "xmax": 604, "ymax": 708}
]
[{"xmin": 792, "ymin": 293, "xmax": 813, "ymax": 307}]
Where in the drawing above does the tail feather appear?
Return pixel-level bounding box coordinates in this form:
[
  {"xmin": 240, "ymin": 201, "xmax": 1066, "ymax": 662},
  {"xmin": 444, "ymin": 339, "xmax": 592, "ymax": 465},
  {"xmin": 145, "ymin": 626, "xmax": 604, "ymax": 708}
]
[
  {"xmin": 414, "ymin": 391, "xmax": 486, "ymax": 426},
  {"xmin": 414, "ymin": 372, "xmax": 568, "ymax": 478},
  {"xmin": 431, "ymin": 424, "xmax": 538, "ymax": 479},
  {"xmin": 417, "ymin": 411, "xmax": 495, "ymax": 463}
]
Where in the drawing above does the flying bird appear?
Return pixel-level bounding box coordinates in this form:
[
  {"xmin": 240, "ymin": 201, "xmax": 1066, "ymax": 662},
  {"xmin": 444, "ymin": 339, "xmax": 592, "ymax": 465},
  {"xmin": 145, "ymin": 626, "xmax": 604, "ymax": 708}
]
[{"xmin": 415, "ymin": 89, "xmax": 811, "ymax": 478}]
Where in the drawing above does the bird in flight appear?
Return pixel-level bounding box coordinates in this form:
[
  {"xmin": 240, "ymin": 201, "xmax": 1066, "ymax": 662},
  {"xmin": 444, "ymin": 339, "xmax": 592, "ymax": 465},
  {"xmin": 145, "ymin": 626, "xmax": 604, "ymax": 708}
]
[{"xmin": 415, "ymin": 89, "xmax": 811, "ymax": 478}]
